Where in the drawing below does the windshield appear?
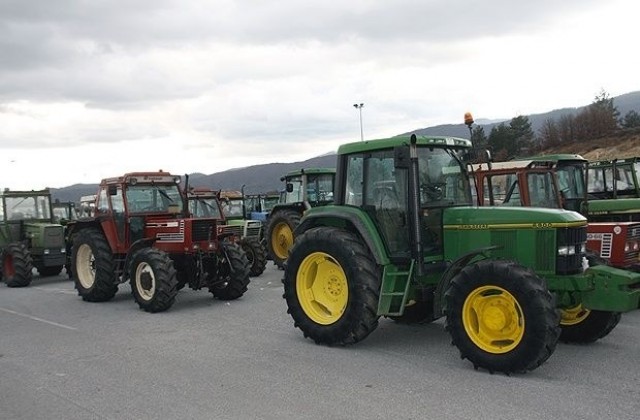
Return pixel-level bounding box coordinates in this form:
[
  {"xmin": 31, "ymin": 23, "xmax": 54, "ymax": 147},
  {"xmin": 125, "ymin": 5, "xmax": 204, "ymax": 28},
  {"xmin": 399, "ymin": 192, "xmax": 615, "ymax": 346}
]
[
  {"xmin": 3, "ymin": 195, "xmax": 52, "ymax": 221},
  {"xmin": 125, "ymin": 184, "xmax": 183, "ymax": 213},
  {"xmin": 284, "ymin": 173, "xmax": 334, "ymax": 204},
  {"xmin": 263, "ymin": 196, "xmax": 280, "ymax": 211},
  {"xmin": 189, "ymin": 197, "xmax": 223, "ymax": 218},
  {"xmin": 221, "ymin": 198, "xmax": 245, "ymax": 218},
  {"xmin": 418, "ymin": 148, "xmax": 472, "ymax": 207},
  {"xmin": 53, "ymin": 204, "xmax": 77, "ymax": 221},
  {"xmin": 588, "ymin": 161, "xmax": 639, "ymax": 195},
  {"xmin": 556, "ymin": 163, "xmax": 586, "ymax": 199}
]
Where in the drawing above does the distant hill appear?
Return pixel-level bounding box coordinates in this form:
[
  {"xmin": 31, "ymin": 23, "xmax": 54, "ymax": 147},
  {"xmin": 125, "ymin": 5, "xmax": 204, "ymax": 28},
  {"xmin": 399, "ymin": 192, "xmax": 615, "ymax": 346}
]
[
  {"xmin": 51, "ymin": 154, "xmax": 337, "ymax": 203},
  {"xmin": 52, "ymin": 91, "xmax": 640, "ymax": 204},
  {"xmin": 401, "ymin": 90, "xmax": 640, "ymax": 139}
]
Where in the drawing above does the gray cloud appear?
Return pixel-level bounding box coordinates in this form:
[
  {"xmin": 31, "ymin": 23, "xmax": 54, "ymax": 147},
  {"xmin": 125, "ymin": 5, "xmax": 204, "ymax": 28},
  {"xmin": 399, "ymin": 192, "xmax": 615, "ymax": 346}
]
[{"xmin": 0, "ymin": 0, "xmax": 625, "ymax": 159}]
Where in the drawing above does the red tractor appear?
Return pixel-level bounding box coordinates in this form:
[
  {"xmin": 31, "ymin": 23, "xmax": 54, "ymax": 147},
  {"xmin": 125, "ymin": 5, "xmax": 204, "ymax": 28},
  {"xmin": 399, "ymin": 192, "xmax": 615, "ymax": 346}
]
[{"xmin": 66, "ymin": 171, "xmax": 250, "ymax": 313}]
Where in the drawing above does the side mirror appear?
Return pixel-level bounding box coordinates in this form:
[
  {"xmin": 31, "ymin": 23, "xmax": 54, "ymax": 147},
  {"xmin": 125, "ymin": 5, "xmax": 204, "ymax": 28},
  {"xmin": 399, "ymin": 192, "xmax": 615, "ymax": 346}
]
[
  {"xmin": 286, "ymin": 183, "xmax": 294, "ymax": 193},
  {"xmin": 108, "ymin": 185, "xmax": 117, "ymax": 196}
]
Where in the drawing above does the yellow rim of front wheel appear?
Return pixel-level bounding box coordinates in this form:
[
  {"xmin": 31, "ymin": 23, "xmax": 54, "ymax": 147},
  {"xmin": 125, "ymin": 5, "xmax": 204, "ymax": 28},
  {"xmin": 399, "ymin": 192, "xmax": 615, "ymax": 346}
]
[
  {"xmin": 272, "ymin": 222, "xmax": 294, "ymax": 260},
  {"xmin": 560, "ymin": 304, "xmax": 590, "ymax": 326},
  {"xmin": 462, "ymin": 285, "xmax": 524, "ymax": 354},
  {"xmin": 296, "ymin": 252, "xmax": 348, "ymax": 325}
]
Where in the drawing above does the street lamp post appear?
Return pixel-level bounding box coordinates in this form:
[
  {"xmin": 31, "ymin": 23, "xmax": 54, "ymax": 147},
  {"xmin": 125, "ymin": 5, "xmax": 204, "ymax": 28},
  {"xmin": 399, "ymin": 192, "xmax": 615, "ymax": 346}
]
[{"xmin": 353, "ymin": 103, "xmax": 364, "ymax": 141}]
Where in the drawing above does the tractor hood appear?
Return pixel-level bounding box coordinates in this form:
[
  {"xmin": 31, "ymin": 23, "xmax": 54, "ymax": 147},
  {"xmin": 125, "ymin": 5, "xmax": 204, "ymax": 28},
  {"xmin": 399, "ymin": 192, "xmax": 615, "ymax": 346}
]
[
  {"xmin": 443, "ymin": 206, "xmax": 587, "ymax": 229},
  {"xmin": 588, "ymin": 198, "xmax": 640, "ymax": 215}
]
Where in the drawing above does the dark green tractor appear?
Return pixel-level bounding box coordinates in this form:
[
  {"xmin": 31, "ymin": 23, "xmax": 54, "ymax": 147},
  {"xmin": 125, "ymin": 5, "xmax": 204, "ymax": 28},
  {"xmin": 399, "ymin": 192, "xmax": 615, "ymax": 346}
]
[
  {"xmin": 587, "ymin": 157, "xmax": 640, "ymax": 200},
  {"xmin": 0, "ymin": 189, "xmax": 66, "ymax": 287},
  {"xmin": 282, "ymin": 135, "xmax": 640, "ymax": 374},
  {"xmin": 264, "ymin": 168, "xmax": 335, "ymax": 268}
]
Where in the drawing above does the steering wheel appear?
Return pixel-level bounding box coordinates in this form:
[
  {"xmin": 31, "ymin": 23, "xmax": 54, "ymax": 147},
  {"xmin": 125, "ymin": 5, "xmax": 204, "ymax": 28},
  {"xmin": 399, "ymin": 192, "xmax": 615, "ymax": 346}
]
[{"xmin": 422, "ymin": 182, "xmax": 445, "ymax": 201}]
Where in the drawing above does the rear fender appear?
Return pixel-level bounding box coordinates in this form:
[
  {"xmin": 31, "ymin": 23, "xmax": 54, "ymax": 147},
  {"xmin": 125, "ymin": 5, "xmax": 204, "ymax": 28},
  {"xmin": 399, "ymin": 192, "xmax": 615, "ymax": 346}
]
[{"xmin": 295, "ymin": 206, "xmax": 390, "ymax": 266}]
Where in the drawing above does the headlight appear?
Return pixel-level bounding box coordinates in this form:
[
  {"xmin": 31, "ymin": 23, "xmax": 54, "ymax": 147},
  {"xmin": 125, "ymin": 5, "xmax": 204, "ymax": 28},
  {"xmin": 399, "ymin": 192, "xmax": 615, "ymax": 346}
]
[{"xmin": 558, "ymin": 245, "xmax": 576, "ymax": 256}]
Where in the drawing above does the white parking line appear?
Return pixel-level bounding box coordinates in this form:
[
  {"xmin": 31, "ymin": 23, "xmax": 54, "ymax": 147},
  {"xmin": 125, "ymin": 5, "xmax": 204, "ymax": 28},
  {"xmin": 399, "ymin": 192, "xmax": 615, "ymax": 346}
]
[
  {"xmin": 32, "ymin": 287, "xmax": 77, "ymax": 295},
  {"xmin": 0, "ymin": 307, "xmax": 77, "ymax": 331}
]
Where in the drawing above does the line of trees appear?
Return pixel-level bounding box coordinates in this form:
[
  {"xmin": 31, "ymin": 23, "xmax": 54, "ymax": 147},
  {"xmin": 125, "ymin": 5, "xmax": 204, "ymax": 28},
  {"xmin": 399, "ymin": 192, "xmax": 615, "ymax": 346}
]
[{"xmin": 471, "ymin": 89, "xmax": 640, "ymax": 160}]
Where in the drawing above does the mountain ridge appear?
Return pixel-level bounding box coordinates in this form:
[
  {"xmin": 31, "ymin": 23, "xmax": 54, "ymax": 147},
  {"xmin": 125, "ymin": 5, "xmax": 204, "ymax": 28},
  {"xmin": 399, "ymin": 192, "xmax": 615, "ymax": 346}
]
[{"xmin": 51, "ymin": 91, "xmax": 640, "ymax": 203}]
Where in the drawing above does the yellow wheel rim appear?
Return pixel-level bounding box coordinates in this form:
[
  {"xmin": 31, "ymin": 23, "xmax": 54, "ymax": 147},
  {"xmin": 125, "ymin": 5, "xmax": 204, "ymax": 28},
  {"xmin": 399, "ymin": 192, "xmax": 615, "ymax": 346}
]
[
  {"xmin": 560, "ymin": 304, "xmax": 590, "ymax": 326},
  {"xmin": 296, "ymin": 252, "xmax": 348, "ymax": 325},
  {"xmin": 462, "ymin": 285, "xmax": 524, "ymax": 354},
  {"xmin": 272, "ymin": 222, "xmax": 294, "ymax": 260},
  {"xmin": 76, "ymin": 243, "xmax": 96, "ymax": 289}
]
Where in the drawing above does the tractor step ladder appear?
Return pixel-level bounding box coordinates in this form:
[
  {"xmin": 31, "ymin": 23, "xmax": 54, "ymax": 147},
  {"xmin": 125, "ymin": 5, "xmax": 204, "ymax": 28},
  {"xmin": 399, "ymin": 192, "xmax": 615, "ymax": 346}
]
[{"xmin": 377, "ymin": 260, "xmax": 414, "ymax": 316}]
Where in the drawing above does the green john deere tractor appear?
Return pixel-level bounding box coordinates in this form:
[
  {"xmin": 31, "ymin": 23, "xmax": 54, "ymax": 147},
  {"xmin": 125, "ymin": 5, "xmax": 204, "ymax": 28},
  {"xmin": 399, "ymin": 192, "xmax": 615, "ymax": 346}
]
[
  {"xmin": 264, "ymin": 168, "xmax": 335, "ymax": 268},
  {"xmin": 282, "ymin": 135, "xmax": 640, "ymax": 374},
  {"xmin": 0, "ymin": 189, "xmax": 67, "ymax": 287}
]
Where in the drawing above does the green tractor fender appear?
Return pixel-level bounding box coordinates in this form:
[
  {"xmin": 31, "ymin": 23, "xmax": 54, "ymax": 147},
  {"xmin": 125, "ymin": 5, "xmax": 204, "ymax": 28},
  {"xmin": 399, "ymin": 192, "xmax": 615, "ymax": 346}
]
[
  {"xmin": 294, "ymin": 205, "xmax": 391, "ymax": 266},
  {"xmin": 431, "ymin": 245, "xmax": 501, "ymax": 318}
]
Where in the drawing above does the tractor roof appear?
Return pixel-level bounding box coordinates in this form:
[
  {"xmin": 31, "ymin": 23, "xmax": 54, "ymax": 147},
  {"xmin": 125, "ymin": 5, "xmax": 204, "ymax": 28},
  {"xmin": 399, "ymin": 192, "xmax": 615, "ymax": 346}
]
[
  {"xmin": 100, "ymin": 170, "xmax": 181, "ymax": 186},
  {"xmin": 588, "ymin": 157, "xmax": 640, "ymax": 166},
  {"xmin": 518, "ymin": 154, "xmax": 586, "ymax": 163},
  {"xmin": 337, "ymin": 135, "xmax": 471, "ymax": 155},
  {"xmin": 283, "ymin": 168, "xmax": 336, "ymax": 178},
  {"xmin": 220, "ymin": 190, "xmax": 243, "ymax": 199},
  {"xmin": 0, "ymin": 188, "xmax": 52, "ymax": 197}
]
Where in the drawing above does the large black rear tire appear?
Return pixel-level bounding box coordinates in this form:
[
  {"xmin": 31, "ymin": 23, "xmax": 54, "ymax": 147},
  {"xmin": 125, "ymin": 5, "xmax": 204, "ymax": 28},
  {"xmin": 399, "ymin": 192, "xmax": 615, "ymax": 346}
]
[
  {"xmin": 559, "ymin": 305, "xmax": 621, "ymax": 343},
  {"xmin": 445, "ymin": 259, "xmax": 560, "ymax": 374},
  {"xmin": 209, "ymin": 243, "xmax": 251, "ymax": 300},
  {"xmin": 283, "ymin": 227, "xmax": 381, "ymax": 345},
  {"xmin": 240, "ymin": 236, "xmax": 268, "ymax": 277},
  {"xmin": 2, "ymin": 243, "xmax": 34, "ymax": 288},
  {"xmin": 130, "ymin": 248, "xmax": 178, "ymax": 313},
  {"xmin": 265, "ymin": 209, "xmax": 302, "ymax": 269},
  {"xmin": 71, "ymin": 228, "xmax": 118, "ymax": 302}
]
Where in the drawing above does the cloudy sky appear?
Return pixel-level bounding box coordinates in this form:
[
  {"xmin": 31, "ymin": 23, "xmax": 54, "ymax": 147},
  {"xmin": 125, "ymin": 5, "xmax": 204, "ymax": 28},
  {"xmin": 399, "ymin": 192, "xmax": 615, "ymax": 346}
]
[{"xmin": 1, "ymin": 0, "xmax": 638, "ymax": 190}]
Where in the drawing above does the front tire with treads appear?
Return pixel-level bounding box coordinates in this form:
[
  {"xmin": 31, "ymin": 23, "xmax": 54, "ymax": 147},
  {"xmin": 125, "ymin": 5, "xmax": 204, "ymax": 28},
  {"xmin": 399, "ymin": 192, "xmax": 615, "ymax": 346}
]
[
  {"xmin": 265, "ymin": 209, "xmax": 301, "ymax": 269},
  {"xmin": 559, "ymin": 305, "xmax": 621, "ymax": 343},
  {"xmin": 240, "ymin": 236, "xmax": 268, "ymax": 277},
  {"xmin": 130, "ymin": 248, "xmax": 178, "ymax": 313},
  {"xmin": 445, "ymin": 259, "xmax": 560, "ymax": 374},
  {"xmin": 209, "ymin": 243, "xmax": 251, "ymax": 300}
]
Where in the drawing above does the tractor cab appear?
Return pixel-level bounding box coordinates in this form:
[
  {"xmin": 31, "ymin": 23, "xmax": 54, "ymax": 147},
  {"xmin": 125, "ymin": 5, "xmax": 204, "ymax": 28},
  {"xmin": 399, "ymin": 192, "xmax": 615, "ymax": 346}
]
[{"xmin": 587, "ymin": 157, "xmax": 640, "ymax": 199}]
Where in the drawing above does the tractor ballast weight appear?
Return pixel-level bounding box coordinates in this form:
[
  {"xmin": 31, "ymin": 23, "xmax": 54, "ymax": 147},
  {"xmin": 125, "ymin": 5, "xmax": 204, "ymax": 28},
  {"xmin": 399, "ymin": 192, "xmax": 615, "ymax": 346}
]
[
  {"xmin": 264, "ymin": 167, "xmax": 336, "ymax": 269},
  {"xmin": 282, "ymin": 135, "xmax": 640, "ymax": 374},
  {"xmin": 0, "ymin": 189, "xmax": 66, "ymax": 287},
  {"xmin": 66, "ymin": 171, "xmax": 251, "ymax": 313}
]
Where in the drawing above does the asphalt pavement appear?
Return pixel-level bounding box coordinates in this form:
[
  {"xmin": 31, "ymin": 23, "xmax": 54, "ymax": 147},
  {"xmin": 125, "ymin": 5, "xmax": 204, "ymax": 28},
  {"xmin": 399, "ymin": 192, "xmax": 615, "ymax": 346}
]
[{"xmin": 1, "ymin": 265, "xmax": 639, "ymax": 420}]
